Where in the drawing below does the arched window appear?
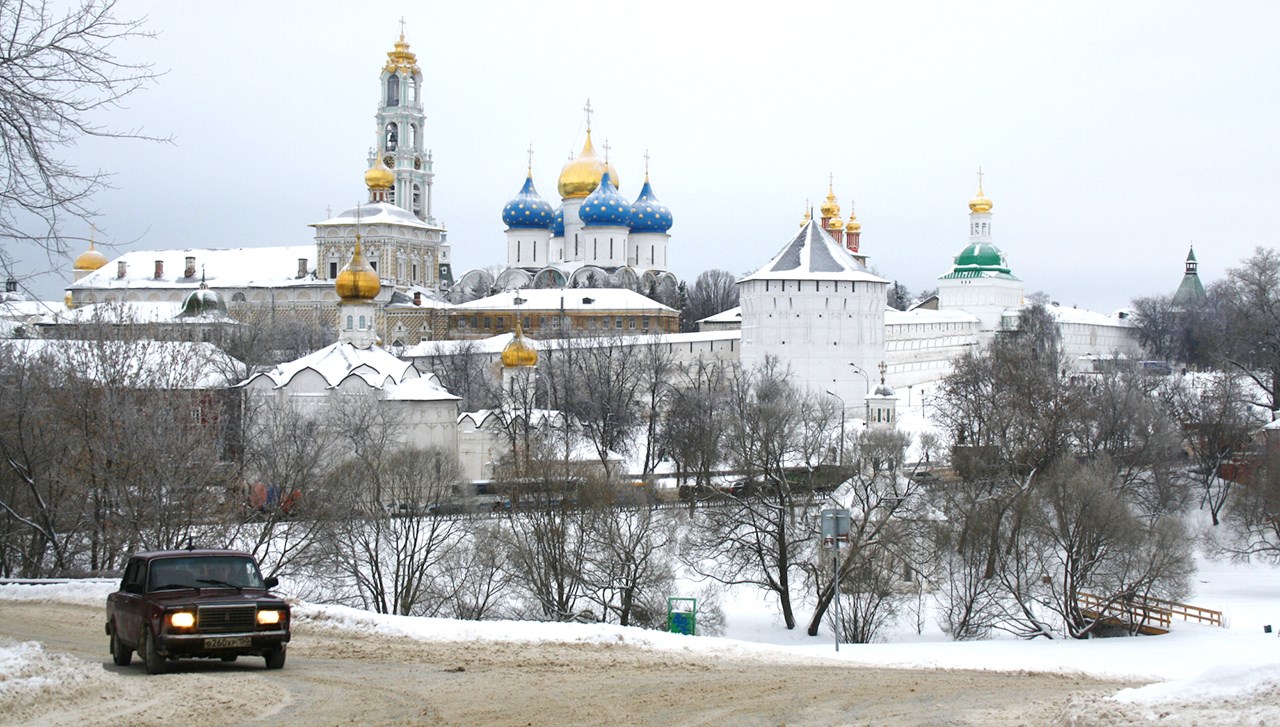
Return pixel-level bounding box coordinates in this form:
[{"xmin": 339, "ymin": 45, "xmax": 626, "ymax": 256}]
[
  {"xmin": 359, "ymin": 315, "xmax": 366, "ymax": 329},
  {"xmin": 346, "ymin": 315, "xmax": 353, "ymax": 329},
  {"xmin": 386, "ymin": 76, "xmax": 399, "ymax": 106},
  {"xmin": 231, "ymin": 292, "xmax": 246, "ymax": 302},
  {"xmin": 385, "ymin": 122, "xmax": 398, "ymax": 151},
  {"xmin": 408, "ymin": 124, "xmax": 418, "ymax": 150},
  {"xmin": 412, "ymin": 184, "xmax": 422, "ymax": 214}
]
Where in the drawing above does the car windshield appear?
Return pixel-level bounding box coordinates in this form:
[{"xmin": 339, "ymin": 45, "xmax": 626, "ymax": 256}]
[{"xmin": 147, "ymin": 556, "xmax": 265, "ymax": 591}]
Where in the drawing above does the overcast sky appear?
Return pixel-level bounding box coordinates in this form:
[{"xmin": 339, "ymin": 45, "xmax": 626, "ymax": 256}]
[{"xmin": 13, "ymin": 0, "xmax": 1279, "ymax": 312}]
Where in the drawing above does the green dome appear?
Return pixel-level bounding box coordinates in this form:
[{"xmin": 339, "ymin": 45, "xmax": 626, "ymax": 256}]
[
  {"xmin": 940, "ymin": 242, "xmax": 1018, "ymax": 280},
  {"xmin": 954, "ymin": 242, "xmax": 1006, "ymax": 269}
]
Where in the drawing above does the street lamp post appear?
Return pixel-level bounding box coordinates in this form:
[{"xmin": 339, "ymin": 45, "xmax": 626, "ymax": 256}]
[
  {"xmin": 825, "ymin": 389, "xmax": 845, "ymax": 466},
  {"xmin": 848, "ymin": 362, "xmax": 871, "ymax": 424}
]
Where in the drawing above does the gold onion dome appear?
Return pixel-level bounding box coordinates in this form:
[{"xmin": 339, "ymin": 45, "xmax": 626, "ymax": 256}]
[
  {"xmin": 501, "ymin": 321, "xmax": 538, "ymax": 367},
  {"xmin": 364, "ymin": 155, "xmax": 394, "ymax": 190},
  {"xmin": 800, "ymin": 206, "xmax": 812, "ymax": 227},
  {"xmin": 334, "ymin": 237, "xmax": 381, "ymax": 301},
  {"xmin": 557, "ymin": 131, "xmax": 620, "ymax": 199},
  {"xmin": 383, "ymin": 33, "xmax": 419, "ymax": 74},
  {"xmin": 827, "ymin": 214, "xmax": 844, "ymax": 231},
  {"xmin": 846, "ymin": 202, "xmax": 861, "ymax": 232},
  {"xmin": 820, "ymin": 179, "xmax": 841, "ymax": 218},
  {"xmin": 969, "ymin": 184, "xmax": 994, "ymax": 214},
  {"xmin": 74, "ymin": 241, "xmax": 108, "ymax": 272}
]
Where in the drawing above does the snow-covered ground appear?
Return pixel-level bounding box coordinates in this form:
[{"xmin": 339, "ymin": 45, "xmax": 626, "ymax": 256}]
[{"xmin": 2, "ymin": 551, "xmax": 1278, "ymax": 720}]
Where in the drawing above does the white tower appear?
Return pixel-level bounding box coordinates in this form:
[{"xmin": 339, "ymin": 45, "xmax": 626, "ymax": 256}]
[
  {"xmin": 370, "ymin": 25, "xmax": 435, "ymax": 226},
  {"xmin": 937, "ymin": 171, "xmax": 1024, "ymax": 341},
  {"xmin": 739, "ymin": 218, "xmax": 888, "ymax": 410}
]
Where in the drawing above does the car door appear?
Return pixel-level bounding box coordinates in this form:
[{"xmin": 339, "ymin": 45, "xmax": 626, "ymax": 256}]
[{"xmin": 113, "ymin": 558, "xmax": 146, "ymax": 647}]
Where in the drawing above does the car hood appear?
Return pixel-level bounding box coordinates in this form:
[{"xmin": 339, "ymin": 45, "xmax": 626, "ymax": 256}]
[{"xmin": 145, "ymin": 589, "xmax": 288, "ymax": 608}]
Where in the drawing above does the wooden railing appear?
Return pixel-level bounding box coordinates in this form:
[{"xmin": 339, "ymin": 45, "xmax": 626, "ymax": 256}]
[{"xmin": 1078, "ymin": 591, "xmax": 1223, "ymax": 632}]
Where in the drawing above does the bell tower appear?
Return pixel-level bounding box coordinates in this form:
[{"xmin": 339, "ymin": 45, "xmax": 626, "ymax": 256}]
[{"xmin": 369, "ymin": 21, "xmax": 435, "ymax": 225}]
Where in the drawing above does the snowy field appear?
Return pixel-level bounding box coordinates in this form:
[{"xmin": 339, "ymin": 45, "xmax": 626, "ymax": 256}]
[{"xmin": 2, "ymin": 551, "xmax": 1278, "ymax": 723}]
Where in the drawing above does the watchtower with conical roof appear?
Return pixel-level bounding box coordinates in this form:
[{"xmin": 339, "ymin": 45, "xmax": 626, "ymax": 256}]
[{"xmin": 739, "ymin": 217, "xmax": 888, "ymax": 409}]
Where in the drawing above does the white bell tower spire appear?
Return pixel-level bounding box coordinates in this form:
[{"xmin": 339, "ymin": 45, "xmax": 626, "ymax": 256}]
[{"xmin": 371, "ymin": 24, "xmax": 435, "ymax": 224}]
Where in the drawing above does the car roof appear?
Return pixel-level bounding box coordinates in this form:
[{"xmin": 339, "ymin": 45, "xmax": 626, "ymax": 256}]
[{"xmin": 131, "ymin": 549, "xmax": 255, "ymax": 560}]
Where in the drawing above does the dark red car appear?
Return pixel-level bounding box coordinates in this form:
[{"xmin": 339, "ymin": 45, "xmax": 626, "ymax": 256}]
[{"xmin": 105, "ymin": 549, "xmax": 291, "ymax": 673}]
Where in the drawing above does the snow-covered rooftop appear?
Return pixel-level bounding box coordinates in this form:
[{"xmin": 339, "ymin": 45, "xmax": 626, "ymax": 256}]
[
  {"xmin": 698, "ymin": 306, "xmax": 742, "ymax": 324},
  {"xmin": 741, "ymin": 220, "xmax": 888, "ymax": 284},
  {"xmin": 404, "ymin": 329, "xmax": 740, "ymax": 359},
  {"xmin": 454, "ymin": 288, "xmax": 675, "ymax": 313},
  {"xmin": 885, "ymin": 307, "xmax": 981, "ymax": 326},
  {"xmin": 242, "ymin": 341, "xmax": 421, "ymax": 390},
  {"xmin": 311, "ymin": 201, "xmax": 444, "ymax": 231},
  {"xmin": 68, "ymin": 245, "xmax": 325, "ymax": 291},
  {"xmin": 1046, "ymin": 303, "xmax": 1133, "ymax": 328},
  {"xmin": 1, "ymin": 339, "xmax": 241, "ymax": 389},
  {"xmin": 38, "ymin": 301, "xmax": 239, "ymax": 327}
]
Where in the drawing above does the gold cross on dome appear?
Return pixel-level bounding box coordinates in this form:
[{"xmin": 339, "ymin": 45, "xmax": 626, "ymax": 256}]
[
  {"xmin": 583, "ymin": 98, "xmax": 593, "ymax": 131},
  {"xmin": 977, "ymin": 166, "xmax": 984, "ymax": 189},
  {"xmin": 398, "ymin": 16, "xmax": 406, "ymax": 38},
  {"xmin": 603, "ymin": 139, "xmax": 611, "ymax": 163}
]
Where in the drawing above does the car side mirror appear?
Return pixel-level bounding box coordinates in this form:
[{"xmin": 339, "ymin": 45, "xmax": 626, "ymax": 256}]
[
  {"xmin": 263, "ymin": 576, "xmax": 279, "ymax": 589},
  {"xmin": 123, "ymin": 582, "xmax": 144, "ymax": 594}
]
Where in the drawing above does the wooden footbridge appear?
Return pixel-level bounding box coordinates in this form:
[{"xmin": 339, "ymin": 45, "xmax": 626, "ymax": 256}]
[{"xmin": 1078, "ymin": 592, "xmax": 1222, "ymax": 635}]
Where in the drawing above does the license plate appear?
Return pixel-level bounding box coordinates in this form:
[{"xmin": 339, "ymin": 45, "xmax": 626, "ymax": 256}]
[{"xmin": 205, "ymin": 636, "xmax": 251, "ymax": 649}]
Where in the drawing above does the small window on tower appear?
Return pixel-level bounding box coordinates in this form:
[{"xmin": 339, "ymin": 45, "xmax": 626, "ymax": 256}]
[
  {"xmin": 386, "ymin": 76, "xmax": 400, "ymax": 106},
  {"xmin": 329, "ymin": 262, "xmax": 338, "ymax": 278},
  {"xmin": 413, "ymin": 184, "xmax": 422, "ymax": 215},
  {"xmin": 385, "ymin": 122, "xmax": 399, "ymax": 151}
]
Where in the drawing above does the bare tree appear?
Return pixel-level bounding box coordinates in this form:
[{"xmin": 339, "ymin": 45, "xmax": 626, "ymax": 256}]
[
  {"xmin": 680, "ymin": 269, "xmax": 739, "ymax": 331},
  {"xmin": 1214, "ymin": 247, "xmax": 1280, "ymax": 410},
  {"xmin": 804, "ymin": 429, "xmax": 923, "ymax": 637},
  {"xmin": 325, "ymin": 445, "xmax": 463, "ymax": 616},
  {"xmin": 1004, "ymin": 457, "xmax": 1193, "ymax": 639},
  {"xmin": 636, "ymin": 336, "xmax": 677, "ymax": 476},
  {"xmin": 431, "ymin": 520, "xmax": 514, "ymax": 620},
  {"xmin": 580, "ymin": 495, "xmax": 678, "ymax": 628},
  {"xmin": 1165, "ymin": 372, "xmax": 1263, "ymax": 526},
  {"xmin": 0, "ymin": 0, "xmax": 166, "ymax": 272},
  {"xmin": 559, "ymin": 336, "xmax": 645, "ymax": 478},
  {"xmin": 685, "ymin": 357, "xmax": 813, "ymax": 629},
  {"xmin": 660, "ymin": 358, "xmax": 729, "ymax": 492},
  {"xmin": 499, "ymin": 465, "xmax": 593, "ymax": 621}
]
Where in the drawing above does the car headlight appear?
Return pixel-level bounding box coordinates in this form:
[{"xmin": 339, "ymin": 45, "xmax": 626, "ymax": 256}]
[
  {"xmin": 170, "ymin": 611, "xmax": 195, "ymax": 628},
  {"xmin": 256, "ymin": 609, "xmax": 282, "ymax": 625}
]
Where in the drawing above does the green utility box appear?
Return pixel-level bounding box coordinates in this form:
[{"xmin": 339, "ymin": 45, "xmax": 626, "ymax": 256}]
[{"xmin": 667, "ymin": 597, "xmax": 697, "ymax": 636}]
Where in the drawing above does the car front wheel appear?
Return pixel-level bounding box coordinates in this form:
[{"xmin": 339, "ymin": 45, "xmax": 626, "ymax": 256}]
[
  {"xmin": 110, "ymin": 624, "xmax": 132, "ymax": 667},
  {"xmin": 141, "ymin": 629, "xmax": 166, "ymax": 675},
  {"xmin": 263, "ymin": 645, "xmax": 285, "ymax": 670}
]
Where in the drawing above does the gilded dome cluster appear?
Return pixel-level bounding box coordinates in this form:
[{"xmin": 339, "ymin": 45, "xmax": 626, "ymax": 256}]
[
  {"xmin": 502, "ymin": 173, "xmax": 555, "ymax": 229},
  {"xmin": 335, "ymin": 238, "xmax": 381, "ymax": 301},
  {"xmin": 557, "ymin": 131, "xmax": 619, "ymax": 199},
  {"xmin": 629, "ymin": 176, "xmax": 673, "ymax": 234},
  {"xmin": 579, "ymin": 170, "xmax": 632, "ymax": 227},
  {"xmin": 383, "ymin": 33, "xmax": 420, "ymax": 75}
]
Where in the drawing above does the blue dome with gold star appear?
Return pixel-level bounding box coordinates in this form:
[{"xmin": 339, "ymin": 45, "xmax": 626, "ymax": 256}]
[
  {"xmin": 502, "ymin": 173, "xmax": 555, "ymax": 230},
  {"xmin": 552, "ymin": 205, "xmax": 565, "ymax": 237},
  {"xmin": 629, "ymin": 176, "xmax": 673, "ymax": 234},
  {"xmin": 579, "ymin": 170, "xmax": 632, "ymax": 227}
]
